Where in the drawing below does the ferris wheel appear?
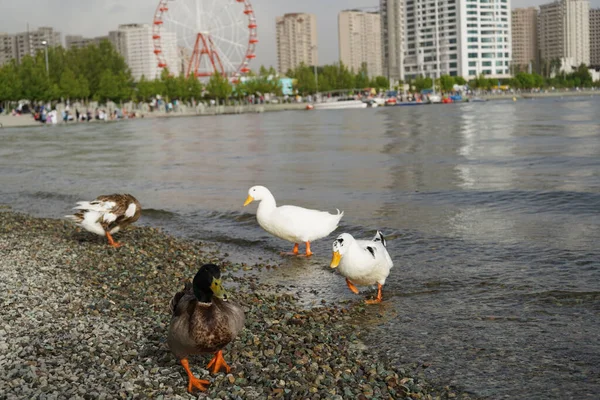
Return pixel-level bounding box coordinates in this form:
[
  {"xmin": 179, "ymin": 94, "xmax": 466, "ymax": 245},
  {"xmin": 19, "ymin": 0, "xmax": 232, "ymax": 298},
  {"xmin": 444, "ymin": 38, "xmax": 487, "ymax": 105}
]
[{"xmin": 152, "ymin": 0, "xmax": 258, "ymax": 79}]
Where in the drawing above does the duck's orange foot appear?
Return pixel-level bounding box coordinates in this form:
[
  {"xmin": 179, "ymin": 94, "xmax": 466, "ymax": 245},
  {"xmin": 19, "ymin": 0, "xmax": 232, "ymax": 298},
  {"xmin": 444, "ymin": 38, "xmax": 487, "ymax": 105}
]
[
  {"xmin": 346, "ymin": 278, "xmax": 360, "ymax": 294},
  {"xmin": 280, "ymin": 243, "xmax": 300, "ymax": 256},
  {"xmin": 206, "ymin": 350, "xmax": 231, "ymax": 374},
  {"xmin": 105, "ymin": 232, "xmax": 121, "ymax": 248},
  {"xmin": 365, "ymin": 283, "xmax": 383, "ymax": 304},
  {"xmin": 187, "ymin": 376, "xmax": 210, "ymax": 393}
]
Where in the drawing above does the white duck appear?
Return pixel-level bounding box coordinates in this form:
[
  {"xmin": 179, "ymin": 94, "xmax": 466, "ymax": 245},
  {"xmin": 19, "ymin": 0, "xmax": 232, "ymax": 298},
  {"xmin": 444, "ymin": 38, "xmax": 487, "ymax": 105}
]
[
  {"xmin": 330, "ymin": 231, "xmax": 393, "ymax": 304},
  {"xmin": 65, "ymin": 193, "xmax": 142, "ymax": 248},
  {"xmin": 243, "ymin": 186, "xmax": 344, "ymax": 256}
]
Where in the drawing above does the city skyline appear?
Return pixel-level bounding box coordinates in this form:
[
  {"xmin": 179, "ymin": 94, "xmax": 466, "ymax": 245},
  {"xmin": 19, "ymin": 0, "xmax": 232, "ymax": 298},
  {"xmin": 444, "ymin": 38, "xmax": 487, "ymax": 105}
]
[{"xmin": 0, "ymin": 0, "xmax": 599, "ymax": 69}]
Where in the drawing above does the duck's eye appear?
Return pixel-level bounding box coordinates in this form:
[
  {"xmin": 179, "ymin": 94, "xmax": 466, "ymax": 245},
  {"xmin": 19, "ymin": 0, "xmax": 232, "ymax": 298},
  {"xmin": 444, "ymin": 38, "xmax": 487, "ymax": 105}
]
[{"xmin": 338, "ymin": 238, "xmax": 344, "ymax": 244}]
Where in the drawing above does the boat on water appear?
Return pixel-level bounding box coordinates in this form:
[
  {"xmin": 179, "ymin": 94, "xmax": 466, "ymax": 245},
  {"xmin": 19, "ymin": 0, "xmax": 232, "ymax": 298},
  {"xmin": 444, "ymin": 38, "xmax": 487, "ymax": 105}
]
[{"xmin": 313, "ymin": 97, "xmax": 368, "ymax": 110}]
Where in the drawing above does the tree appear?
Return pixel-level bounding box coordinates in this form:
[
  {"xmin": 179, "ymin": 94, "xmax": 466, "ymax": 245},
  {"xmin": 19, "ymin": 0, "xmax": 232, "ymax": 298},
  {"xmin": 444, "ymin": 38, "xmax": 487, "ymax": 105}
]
[
  {"xmin": 205, "ymin": 72, "xmax": 232, "ymax": 101},
  {"xmin": 438, "ymin": 75, "xmax": 455, "ymax": 92},
  {"xmin": 185, "ymin": 75, "xmax": 203, "ymax": 100},
  {"xmin": 454, "ymin": 76, "xmax": 467, "ymax": 85},
  {"xmin": 371, "ymin": 76, "xmax": 390, "ymax": 90},
  {"xmin": 355, "ymin": 63, "xmax": 370, "ymax": 89},
  {"xmin": 59, "ymin": 68, "xmax": 79, "ymax": 100},
  {"xmin": 0, "ymin": 62, "xmax": 22, "ymax": 101},
  {"xmin": 136, "ymin": 76, "xmax": 155, "ymax": 102},
  {"xmin": 412, "ymin": 75, "xmax": 433, "ymax": 92},
  {"xmin": 96, "ymin": 70, "xmax": 120, "ymax": 102}
]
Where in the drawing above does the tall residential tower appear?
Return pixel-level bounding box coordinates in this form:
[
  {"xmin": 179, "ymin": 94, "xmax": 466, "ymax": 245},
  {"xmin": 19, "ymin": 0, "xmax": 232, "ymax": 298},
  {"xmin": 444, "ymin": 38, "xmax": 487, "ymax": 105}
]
[
  {"xmin": 403, "ymin": 0, "xmax": 512, "ymax": 81},
  {"xmin": 538, "ymin": 0, "xmax": 590, "ymax": 68},
  {"xmin": 590, "ymin": 8, "xmax": 600, "ymax": 66},
  {"xmin": 338, "ymin": 10, "xmax": 382, "ymax": 77},
  {"xmin": 276, "ymin": 13, "xmax": 318, "ymax": 74},
  {"xmin": 380, "ymin": 0, "xmax": 404, "ymax": 82},
  {"xmin": 512, "ymin": 7, "xmax": 539, "ymax": 70}
]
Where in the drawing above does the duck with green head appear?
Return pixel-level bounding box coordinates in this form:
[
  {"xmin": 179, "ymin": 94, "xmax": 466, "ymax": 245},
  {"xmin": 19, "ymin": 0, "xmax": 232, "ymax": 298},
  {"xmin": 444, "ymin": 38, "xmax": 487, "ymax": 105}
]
[{"xmin": 168, "ymin": 264, "xmax": 245, "ymax": 393}]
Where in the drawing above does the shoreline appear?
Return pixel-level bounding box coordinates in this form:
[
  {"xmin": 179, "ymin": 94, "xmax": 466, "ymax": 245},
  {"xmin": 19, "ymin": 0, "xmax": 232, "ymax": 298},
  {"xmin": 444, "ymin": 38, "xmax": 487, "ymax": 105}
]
[
  {"xmin": 1, "ymin": 90, "xmax": 597, "ymax": 129},
  {"xmin": 0, "ymin": 210, "xmax": 475, "ymax": 399}
]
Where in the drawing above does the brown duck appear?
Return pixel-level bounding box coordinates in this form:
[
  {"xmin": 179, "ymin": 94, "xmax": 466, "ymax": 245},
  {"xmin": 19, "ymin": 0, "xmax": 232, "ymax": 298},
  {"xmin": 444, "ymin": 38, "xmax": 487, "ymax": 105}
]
[
  {"xmin": 65, "ymin": 194, "xmax": 141, "ymax": 248},
  {"xmin": 168, "ymin": 264, "xmax": 245, "ymax": 393}
]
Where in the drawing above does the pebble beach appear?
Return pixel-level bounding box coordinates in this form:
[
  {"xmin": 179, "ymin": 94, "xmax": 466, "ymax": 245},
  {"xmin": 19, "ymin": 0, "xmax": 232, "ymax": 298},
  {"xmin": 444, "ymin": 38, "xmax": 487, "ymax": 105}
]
[{"xmin": 0, "ymin": 211, "xmax": 475, "ymax": 400}]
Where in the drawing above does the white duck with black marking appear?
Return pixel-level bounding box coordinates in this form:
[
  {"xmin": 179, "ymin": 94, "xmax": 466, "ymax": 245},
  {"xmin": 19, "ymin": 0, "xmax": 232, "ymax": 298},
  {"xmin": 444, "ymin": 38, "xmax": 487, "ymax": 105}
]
[
  {"xmin": 243, "ymin": 185, "xmax": 344, "ymax": 256},
  {"xmin": 330, "ymin": 231, "xmax": 393, "ymax": 304}
]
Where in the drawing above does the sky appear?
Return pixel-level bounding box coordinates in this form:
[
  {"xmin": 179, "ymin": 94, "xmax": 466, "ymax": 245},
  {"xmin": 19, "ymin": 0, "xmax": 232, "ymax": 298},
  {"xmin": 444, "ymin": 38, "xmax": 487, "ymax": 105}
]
[{"xmin": 0, "ymin": 0, "xmax": 599, "ymax": 69}]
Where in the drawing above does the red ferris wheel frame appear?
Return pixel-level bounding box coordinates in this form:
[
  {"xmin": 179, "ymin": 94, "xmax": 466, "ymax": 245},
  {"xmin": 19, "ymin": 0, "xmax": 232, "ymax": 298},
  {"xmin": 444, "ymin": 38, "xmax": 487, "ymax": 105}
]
[{"xmin": 152, "ymin": 0, "xmax": 258, "ymax": 78}]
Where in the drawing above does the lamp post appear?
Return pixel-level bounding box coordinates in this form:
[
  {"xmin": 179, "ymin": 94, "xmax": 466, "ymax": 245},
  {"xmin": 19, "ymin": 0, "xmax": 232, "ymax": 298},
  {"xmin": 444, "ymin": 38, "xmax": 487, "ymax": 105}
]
[{"xmin": 41, "ymin": 40, "xmax": 49, "ymax": 78}]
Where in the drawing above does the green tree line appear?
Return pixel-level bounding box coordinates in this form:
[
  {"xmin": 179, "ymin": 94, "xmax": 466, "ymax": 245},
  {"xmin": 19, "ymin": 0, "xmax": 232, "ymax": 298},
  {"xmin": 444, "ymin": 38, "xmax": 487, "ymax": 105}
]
[
  {"xmin": 408, "ymin": 64, "xmax": 598, "ymax": 93},
  {"xmin": 0, "ymin": 41, "xmax": 284, "ymax": 104},
  {"xmin": 286, "ymin": 62, "xmax": 390, "ymax": 95}
]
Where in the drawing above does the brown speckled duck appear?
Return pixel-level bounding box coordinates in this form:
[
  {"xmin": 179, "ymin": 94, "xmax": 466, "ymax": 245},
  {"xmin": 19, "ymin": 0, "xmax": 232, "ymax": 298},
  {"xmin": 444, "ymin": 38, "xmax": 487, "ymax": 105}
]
[
  {"xmin": 168, "ymin": 264, "xmax": 245, "ymax": 393},
  {"xmin": 65, "ymin": 194, "xmax": 141, "ymax": 248}
]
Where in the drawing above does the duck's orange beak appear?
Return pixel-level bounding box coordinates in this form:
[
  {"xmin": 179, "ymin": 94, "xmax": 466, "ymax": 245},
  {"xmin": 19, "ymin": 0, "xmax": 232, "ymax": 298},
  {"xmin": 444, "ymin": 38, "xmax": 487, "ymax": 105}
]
[
  {"xmin": 330, "ymin": 251, "xmax": 342, "ymax": 268},
  {"xmin": 243, "ymin": 195, "xmax": 254, "ymax": 206}
]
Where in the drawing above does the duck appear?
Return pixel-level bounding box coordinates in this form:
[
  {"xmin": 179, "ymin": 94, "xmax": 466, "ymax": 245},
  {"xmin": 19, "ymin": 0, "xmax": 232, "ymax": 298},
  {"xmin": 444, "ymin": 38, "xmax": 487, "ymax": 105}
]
[
  {"xmin": 168, "ymin": 264, "xmax": 245, "ymax": 393},
  {"xmin": 330, "ymin": 231, "xmax": 393, "ymax": 304},
  {"xmin": 243, "ymin": 185, "xmax": 344, "ymax": 256},
  {"xmin": 65, "ymin": 193, "xmax": 141, "ymax": 248}
]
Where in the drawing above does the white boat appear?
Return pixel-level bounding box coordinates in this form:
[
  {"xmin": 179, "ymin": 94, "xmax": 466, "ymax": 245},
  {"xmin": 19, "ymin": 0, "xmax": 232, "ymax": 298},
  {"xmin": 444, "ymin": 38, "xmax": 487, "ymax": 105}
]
[
  {"xmin": 313, "ymin": 97, "xmax": 368, "ymax": 110},
  {"xmin": 428, "ymin": 94, "xmax": 442, "ymax": 103}
]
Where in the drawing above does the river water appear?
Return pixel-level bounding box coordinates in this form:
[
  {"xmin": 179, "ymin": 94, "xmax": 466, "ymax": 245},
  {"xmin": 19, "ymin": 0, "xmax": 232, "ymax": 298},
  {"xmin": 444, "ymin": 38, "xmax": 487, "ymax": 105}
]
[{"xmin": 1, "ymin": 97, "xmax": 599, "ymax": 399}]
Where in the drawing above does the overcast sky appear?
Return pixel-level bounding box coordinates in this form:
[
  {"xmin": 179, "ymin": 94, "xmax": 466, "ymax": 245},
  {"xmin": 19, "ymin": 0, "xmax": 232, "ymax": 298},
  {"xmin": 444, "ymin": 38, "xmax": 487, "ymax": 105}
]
[{"xmin": 0, "ymin": 0, "xmax": 599, "ymax": 69}]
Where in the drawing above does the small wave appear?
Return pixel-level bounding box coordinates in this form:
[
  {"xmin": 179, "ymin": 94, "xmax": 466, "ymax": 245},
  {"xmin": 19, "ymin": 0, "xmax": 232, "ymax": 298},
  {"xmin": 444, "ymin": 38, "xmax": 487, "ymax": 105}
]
[
  {"xmin": 143, "ymin": 208, "xmax": 178, "ymax": 219},
  {"xmin": 420, "ymin": 189, "xmax": 600, "ymax": 215},
  {"xmin": 30, "ymin": 191, "xmax": 79, "ymax": 202},
  {"xmin": 524, "ymin": 290, "xmax": 600, "ymax": 306}
]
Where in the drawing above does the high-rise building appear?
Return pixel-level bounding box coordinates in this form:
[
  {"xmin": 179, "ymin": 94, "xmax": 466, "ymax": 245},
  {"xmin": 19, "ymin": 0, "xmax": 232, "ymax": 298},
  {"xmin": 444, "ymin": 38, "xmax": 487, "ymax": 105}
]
[
  {"xmin": 14, "ymin": 27, "xmax": 61, "ymax": 62},
  {"xmin": 380, "ymin": 0, "xmax": 404, "ymax": 82},
  {"xmin": 512, "ymin": 8, "xmax": 539, "ymax": 70},
  {"xmin": 276, "ymin": 13, "xmax": 318, "ymax": 74},
  {"xmin": 403, "ymin": 0, "xmax": 512, "ymax": 80},
  {"xmin": 65, "ymin": 35, "xmax": 110, "ymax": 49},
  {"xmin": 109, "ymin": 24, "xmax": 179, "ymax": 81},
  {"xmin": 591, "ymin": 8, "xmax": 600, "ymax": 66},
  {"xmin": 338, "ymin": 10, "xmax": 382, "ymax": 77},
  {"xmin": 539, "ymin": 0, "xmax": 590, "ymax": 69},
  {"xmin": 0, "ymin": 33, "xmax": 17, "ymax": 66}
]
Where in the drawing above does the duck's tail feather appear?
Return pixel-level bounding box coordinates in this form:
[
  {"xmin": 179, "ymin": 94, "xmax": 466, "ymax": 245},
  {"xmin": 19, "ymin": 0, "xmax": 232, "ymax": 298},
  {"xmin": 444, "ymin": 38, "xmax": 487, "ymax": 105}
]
[{"xmin": 64, "ymin": 213, "xmax": 84, "ymax": 223}]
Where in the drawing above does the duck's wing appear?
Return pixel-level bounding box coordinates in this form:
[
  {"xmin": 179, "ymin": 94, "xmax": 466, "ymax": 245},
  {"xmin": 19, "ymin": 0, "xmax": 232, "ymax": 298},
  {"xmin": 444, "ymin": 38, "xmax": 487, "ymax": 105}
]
[
  {"xmin": 169, "ymin": 281, "xmax": 193, "ymax": 316},
  {"xmin": 274, "ymin": 205, "xmax": 343, "ymax": 238},
  {"xmin": 86, "ymin": 194, "xmax": 139, "ymax": 226}
]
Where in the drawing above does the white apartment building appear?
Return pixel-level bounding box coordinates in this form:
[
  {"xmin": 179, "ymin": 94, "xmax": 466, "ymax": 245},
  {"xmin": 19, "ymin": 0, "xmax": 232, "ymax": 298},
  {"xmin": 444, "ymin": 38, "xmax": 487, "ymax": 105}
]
[
  {"xmin": 0, "ymin": 33, "xmax": 17, "ymax": 66},
  {"xmin": 539, "ymin": 0, "xmax": 590, "ymax": 68},
  {"xmin": 590, "ymin": 8, "xmax": 600, "ymax": 66},
  {"xmin": 380, "ymin": 0, "xmax": 404, "ymax": 81},
  {"xmin": 14, "ymin": 27, "xmax": 61, "ymax": 63},
  {"xmin": 339, "ymin": 10, "xmax": 382, "ymax": 77},
  {"xmin": 512, "ymin": 7, "xmax": 539, "ymax": 70},
  {"xmin": 65, "ymin": 35, "xmax": 110, "ymax": 49},
  {"xmin": 404, "ymin": 0, "xmax": 511, "ymax": 81},
  {"xmin": 276, "ymin": 13, "xmax": 318, "ymax": 74},
  {"xmin": 109, "ymin": 24, "xmax": 179, "ymax": 81}
]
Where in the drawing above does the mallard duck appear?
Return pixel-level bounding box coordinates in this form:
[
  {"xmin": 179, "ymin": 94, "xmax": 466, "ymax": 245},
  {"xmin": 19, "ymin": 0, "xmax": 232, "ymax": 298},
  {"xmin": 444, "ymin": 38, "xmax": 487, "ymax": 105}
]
[
  {"xmin": 243, "ymin": 185, "xmax": 344, "ymax": 256},
  {"xmin": 65, "ymin": 194, "xmax": 141, "ymax": 248},
  {"xmin": 330, "ymin": 231, "xmax": 393, "ymax": 304},
  {"xmin": 168, "ymin": 264, "xmax": 245, "ymax": 393}
]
